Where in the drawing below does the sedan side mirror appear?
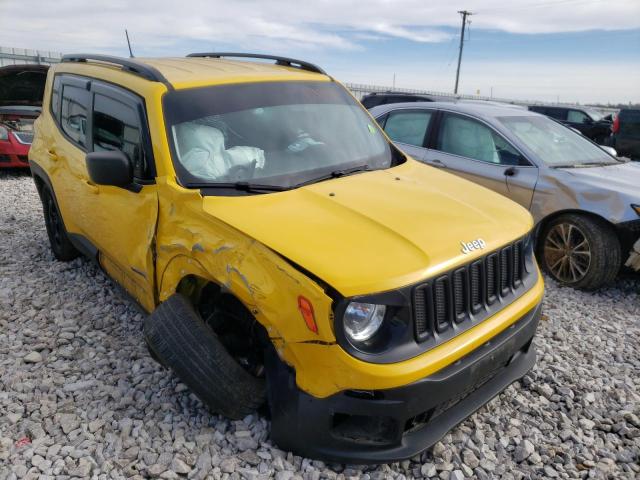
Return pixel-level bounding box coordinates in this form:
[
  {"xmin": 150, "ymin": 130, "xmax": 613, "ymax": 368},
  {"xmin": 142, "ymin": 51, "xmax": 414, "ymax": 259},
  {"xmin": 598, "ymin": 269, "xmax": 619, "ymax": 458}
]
[
  {"xmin": 86, "ymin": 150, "xmax": 133, "ymax": 187},
  {"xmin": 600, "ymin": 146, "xmax": 617, "ymax": 157}
]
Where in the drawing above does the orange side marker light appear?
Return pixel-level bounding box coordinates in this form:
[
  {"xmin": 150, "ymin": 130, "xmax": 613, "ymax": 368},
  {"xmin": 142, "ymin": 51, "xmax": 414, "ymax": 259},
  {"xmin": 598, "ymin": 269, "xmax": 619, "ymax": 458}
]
[{"xmin": 298, "ymin": 296, "xmax": 318, "ymax": 334}]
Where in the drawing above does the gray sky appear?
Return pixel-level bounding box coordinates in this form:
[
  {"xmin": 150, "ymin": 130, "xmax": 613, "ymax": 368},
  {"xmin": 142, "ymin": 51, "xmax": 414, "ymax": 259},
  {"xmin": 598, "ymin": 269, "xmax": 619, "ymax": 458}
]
[{"xmin": 1, "ymin": 0, "xmax": 639, "ymax": 103}]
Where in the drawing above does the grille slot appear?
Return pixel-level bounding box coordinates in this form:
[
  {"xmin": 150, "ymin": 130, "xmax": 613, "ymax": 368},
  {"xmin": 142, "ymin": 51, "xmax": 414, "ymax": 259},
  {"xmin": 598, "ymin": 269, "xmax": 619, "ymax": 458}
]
[
  {"xmin": 434, "ymin": 277, "xmax": 449, "ymax": 332},
  {"xmin": 486, "ymin": 253, "xmax": 499, "ymax": 305},
  {"xmin": 453, "ymin": 269, "xmax": 466, "ymax": 321},
  {"xmin": 513, "ymin": 241, "xmax": 522, "ymax": 286},
  {"xmin": 413, "ymin": 237, "xmax": 530, "ymax": 343},
  {"xmin": 500, "ymin": 246, "xmax": 511, "ymax": 295},
  {"xmin": 470, "ymin": 261, "xmax": 482, "ymax": 312}
]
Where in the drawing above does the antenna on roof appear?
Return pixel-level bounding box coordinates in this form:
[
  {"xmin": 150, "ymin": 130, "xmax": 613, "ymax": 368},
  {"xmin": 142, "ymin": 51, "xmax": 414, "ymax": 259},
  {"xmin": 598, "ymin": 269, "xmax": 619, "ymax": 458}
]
[{"xmin": 125, "ymin": 29, "xmax": 134, "ymax": 58}]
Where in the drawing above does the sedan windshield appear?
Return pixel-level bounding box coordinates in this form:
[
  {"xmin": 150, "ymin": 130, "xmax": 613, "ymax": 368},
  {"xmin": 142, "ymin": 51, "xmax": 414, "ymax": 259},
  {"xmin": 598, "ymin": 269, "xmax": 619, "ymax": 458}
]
[
  {"xmin": 163, "ymin": 81, "xmax": 394, "ymax": 189},
  {"xmin": 498, "ymin": 115, "xmax": 617, "ymax": 167}
]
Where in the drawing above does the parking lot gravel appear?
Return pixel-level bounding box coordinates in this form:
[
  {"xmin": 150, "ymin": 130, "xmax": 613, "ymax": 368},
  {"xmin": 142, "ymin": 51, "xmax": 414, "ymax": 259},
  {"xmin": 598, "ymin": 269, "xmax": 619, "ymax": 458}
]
[{"xmin": 1, "ymin": 170, "xmax": 639, "ymax": 480}]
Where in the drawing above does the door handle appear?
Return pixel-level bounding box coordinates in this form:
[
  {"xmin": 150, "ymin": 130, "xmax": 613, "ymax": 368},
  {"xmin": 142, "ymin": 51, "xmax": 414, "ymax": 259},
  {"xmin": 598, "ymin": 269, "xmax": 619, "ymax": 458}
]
[
  {"xmin": 46, "ymin": 149, "xmax": 59, "ymax": 161},
  {"xmin": 428, "ymin": 159, "xmax": 446, "ymax": 168}
]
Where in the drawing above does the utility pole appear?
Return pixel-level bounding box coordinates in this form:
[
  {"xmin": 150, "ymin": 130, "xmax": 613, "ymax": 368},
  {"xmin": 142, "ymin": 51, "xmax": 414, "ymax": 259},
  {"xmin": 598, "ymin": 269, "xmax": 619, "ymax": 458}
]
[{"xmin": 454, "ymin": 10, "xmax": 472, "ymax": 95}]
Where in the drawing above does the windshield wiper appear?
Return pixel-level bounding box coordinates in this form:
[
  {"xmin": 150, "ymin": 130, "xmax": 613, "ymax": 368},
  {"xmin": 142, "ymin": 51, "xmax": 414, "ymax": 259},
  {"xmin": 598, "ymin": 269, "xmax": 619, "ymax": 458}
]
[
  {"xmin": 295, "ymin": 164, "xmax": 371, "ymax": 188},
  {"xmin": 551, "ymin": 162, "xmax": 615, "ymax": 169},
  {"xmin": 188, "ymin": 181, "xmax": 288, "ymax": 193}
]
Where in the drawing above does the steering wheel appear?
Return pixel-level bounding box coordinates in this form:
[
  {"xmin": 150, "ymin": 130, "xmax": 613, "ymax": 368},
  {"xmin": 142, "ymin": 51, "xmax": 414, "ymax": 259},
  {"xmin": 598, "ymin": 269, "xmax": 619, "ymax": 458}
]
[{"xmin": 226, "ymin": 160, "xmax": 257, "ymax": 182}]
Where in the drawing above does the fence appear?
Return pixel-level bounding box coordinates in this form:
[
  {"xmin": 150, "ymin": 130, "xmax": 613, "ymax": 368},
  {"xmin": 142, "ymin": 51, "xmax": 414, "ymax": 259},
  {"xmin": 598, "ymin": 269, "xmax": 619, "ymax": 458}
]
[{"xmin": 0, "ymin": 47, "xmax": 62, "ymax": 67}]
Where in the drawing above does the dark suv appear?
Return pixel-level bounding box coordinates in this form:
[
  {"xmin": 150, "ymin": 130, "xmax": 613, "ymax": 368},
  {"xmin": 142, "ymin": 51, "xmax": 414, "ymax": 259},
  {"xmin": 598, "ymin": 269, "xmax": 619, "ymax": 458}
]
[
  {"xmin": 528, "ymin": 105, "xmax": 611, "ymax": 144},
  {"xmin": 608, "ymin": 109, "xmax": 640, "ymax": 160}
]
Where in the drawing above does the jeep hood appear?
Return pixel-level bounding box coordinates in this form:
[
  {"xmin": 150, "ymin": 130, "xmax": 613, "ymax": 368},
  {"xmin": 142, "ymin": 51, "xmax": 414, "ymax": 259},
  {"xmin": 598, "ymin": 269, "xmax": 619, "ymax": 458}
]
[
  {"xmin": 203, "ymin": 160, "xmax": 533, "ymax": 297},
  {"xmin": 0, "ymin": 64, "xmax": 48, "ymax": 107}
]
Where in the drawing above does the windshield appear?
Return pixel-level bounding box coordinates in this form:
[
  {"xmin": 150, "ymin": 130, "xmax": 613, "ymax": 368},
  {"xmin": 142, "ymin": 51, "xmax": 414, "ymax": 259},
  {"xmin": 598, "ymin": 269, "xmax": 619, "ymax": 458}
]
[
  {"xmin": 498, "ymin": 115, "xmax": 616, "ymax": 167},
  {"xmin": 163, "ymin": 81, "xmax": 394, "ymax": 189}
]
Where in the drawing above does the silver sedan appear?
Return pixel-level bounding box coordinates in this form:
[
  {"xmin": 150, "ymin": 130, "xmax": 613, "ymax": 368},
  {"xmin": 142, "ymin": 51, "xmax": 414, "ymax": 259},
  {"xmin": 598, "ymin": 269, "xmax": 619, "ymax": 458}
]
[{"xmin": 370, "ymin": 102, "xmax": 640, "ymax": 290}]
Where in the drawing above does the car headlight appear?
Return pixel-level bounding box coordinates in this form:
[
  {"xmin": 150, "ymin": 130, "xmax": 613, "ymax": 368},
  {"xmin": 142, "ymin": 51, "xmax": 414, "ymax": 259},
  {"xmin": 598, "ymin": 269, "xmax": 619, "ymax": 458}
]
[
  {"xmin": 632, "ymin": 204, "xmax": 640, "ymax": 217},
  {"xmin": 343, "ymin": 302, "xmax": 386, "ymax": 342},
  {"xmin": 0, "ymin": 126, "xmax": 8, "ymax": 141}
]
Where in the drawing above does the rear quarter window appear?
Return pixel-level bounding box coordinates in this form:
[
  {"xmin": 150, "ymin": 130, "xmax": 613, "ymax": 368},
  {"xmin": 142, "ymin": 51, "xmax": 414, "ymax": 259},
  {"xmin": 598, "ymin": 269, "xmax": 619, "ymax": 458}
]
[
  {"xmin": 61, "ymin": 84, "xmax": 90, "ymax": 148},
  {"xmin": 50, "ymin": 76, "xmax": 61, "ymax": 122}
]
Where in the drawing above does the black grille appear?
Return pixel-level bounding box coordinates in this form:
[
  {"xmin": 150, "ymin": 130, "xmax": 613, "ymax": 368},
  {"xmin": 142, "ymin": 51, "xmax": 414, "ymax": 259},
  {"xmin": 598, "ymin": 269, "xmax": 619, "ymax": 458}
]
[{"xmin": 413, "ymin": 238, "xmax": 528, "ymax": 342}]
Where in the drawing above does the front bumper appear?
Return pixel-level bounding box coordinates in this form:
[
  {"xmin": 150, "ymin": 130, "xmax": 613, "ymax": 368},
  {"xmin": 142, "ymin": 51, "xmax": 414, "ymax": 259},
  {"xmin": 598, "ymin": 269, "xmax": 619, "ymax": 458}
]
[
  {"xmin": 618, "ymin": 220, "xmax": 640, "ymax": 271},
  {"xmin": 0, "ymin": 134, "xmax": 30, "ymax": 168},
  {"xmin": 267, "ymin": 301, "xmax": 541, "ymax": 464}
]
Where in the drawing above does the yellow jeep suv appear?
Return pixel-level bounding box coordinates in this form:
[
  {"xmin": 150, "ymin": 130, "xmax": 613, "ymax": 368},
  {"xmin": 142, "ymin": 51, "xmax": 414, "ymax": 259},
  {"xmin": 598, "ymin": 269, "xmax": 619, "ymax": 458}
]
[{"xmin": 30, "ymin": 53, "xmax": 544, "ymax": 463}]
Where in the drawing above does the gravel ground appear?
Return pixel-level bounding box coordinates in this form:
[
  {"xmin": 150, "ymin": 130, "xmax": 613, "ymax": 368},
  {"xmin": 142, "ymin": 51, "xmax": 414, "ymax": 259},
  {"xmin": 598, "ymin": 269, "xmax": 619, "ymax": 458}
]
[{"xmin": 1, "ymin": 170, "xmax": 639, "ymax": 480}]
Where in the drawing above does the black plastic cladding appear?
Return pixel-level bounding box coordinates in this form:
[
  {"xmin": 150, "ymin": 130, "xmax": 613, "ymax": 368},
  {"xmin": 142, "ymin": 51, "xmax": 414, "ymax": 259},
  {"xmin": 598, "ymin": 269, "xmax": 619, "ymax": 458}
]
[{"xmin": 333, "ymin": 234, "xmax": 537, "ymax": 364}]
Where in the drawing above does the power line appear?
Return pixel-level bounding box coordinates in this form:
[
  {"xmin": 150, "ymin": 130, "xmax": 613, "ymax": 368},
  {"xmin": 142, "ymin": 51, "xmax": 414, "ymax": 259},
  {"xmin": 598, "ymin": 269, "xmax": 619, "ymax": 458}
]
[{"xmin": 454, "ymin": 10, "xmax": 473, "ymax": 95}]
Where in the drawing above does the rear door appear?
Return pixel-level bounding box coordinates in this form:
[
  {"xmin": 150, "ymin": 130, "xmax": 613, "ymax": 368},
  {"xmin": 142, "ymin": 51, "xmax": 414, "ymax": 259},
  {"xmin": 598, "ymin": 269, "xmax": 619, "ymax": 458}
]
[
  {"xmin": 423, "ymin": 111, "xmax": 538, "ymax": 208},
  {"xmin": 377, "ymin": 108, "xmax": 435, "ymax": 160},
  {"xmin": 544, "ymin": 107, "xmax": 568, "ymax": 122},
  {"xmin": 49, "ymin": 75, "xmax": 93, "ymax": 234}
]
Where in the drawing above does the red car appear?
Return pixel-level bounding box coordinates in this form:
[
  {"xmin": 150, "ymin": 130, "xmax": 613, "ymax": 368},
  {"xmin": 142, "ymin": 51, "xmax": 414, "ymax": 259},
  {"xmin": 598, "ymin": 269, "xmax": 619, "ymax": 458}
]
[{"xmin": 0, "ymin": 64, "xmax": 48, "ymax": 168}]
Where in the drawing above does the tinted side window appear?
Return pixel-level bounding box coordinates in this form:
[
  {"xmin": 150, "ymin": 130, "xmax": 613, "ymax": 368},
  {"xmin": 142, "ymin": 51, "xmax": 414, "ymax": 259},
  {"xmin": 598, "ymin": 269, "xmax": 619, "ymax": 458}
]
[
  {"xmin": 383, "ymin": 110, "xmax": 433, "ymax": 147},
  {"xmin": 619, "ymin": 110, "xmax": 640, "ymax": 137},
  {"xmin": 567, "ymin": 110, "xmax": 590, "ymax": 124},
  {"xmin": 50, "ymin": 76, "xmax": 61, "ymax": 122},
  {"xmin": 61, "ymin": 84, "xmax": 90, "ymax": 147},
  {"xmin": 93, "ymin": 93, "xmax": 147, "ymax": 179},
  {"xmin": 437, "ymin": 113, "xmax": 523, "ymax": 165}
]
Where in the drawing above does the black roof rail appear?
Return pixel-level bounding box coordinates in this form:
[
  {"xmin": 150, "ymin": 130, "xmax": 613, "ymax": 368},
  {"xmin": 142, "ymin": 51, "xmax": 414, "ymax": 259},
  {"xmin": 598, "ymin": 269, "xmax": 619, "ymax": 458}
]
[
  {"xmin": 186, "ymin": 52, "xmax": 326, "ymax": 75},
  {"xmin": 61, "ymin": 54, "xmax": 172, "ymax": 87}
]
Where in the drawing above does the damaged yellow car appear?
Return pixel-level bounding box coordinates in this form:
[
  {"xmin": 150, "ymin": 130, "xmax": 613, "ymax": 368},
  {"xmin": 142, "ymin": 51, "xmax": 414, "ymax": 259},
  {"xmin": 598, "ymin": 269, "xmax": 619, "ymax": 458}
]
[{"xmin": 30, "ymin": 53, "xmax": 544, "ymax": 463}]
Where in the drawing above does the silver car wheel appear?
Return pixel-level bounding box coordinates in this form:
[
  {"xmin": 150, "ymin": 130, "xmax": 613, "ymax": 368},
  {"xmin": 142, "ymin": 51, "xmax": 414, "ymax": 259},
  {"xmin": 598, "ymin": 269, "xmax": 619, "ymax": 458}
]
[{"xmin": 543, "ymin": 222, "xmax": 592, "ymax": 284}]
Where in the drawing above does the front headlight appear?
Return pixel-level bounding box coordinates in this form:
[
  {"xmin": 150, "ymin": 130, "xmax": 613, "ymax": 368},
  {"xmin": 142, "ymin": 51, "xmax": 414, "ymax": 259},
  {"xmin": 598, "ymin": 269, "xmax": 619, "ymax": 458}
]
[
  {"xmin": 632, "ymin": 204, "xmax": 640, "ymax": 217},
  {"xmin": 343, "ymin": 302, "xmax": 386, "ymax": 342}
]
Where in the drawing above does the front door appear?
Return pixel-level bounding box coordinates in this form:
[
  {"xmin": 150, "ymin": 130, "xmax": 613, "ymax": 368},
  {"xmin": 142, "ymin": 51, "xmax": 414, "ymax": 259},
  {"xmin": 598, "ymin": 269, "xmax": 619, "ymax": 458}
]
[
  {"xmin": 423, "ymin": 111, "xmax": 539, "ymax": 209},
  {"xmin": 565, "ymin": 109, "xmax": 594, "ymax": 137},
  {"xmin": 80, "ymin": 80, "xmax": 159, "ymax": 311}
]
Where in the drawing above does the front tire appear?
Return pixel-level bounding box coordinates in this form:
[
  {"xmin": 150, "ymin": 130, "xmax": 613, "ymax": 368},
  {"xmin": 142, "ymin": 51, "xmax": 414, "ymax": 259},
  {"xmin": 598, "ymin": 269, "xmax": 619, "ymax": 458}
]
[
  {"xmin": 144, "ymin": 293, "xmax": 266, "ymax": 419},
  {"xmin": 538, "ymin": 214, "xmax": 620, "ymax": 290},
  {"xmin": 41, "ymin": 187, "xmax": 79, "ymax": 261}
]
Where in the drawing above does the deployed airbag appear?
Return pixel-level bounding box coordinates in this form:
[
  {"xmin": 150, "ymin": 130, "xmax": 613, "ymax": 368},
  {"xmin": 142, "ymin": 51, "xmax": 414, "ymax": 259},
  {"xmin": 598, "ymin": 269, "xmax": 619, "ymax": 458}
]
[{"xmin": 175, "ymin": 122, "xmax": 265, "ymax": 180}]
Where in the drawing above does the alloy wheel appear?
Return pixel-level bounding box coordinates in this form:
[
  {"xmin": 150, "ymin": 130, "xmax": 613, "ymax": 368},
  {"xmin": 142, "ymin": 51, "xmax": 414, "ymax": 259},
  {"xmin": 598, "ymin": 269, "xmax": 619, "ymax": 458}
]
[{"xmin": 543, "ymin": 222, "xmax": 591, "ymax": 283}]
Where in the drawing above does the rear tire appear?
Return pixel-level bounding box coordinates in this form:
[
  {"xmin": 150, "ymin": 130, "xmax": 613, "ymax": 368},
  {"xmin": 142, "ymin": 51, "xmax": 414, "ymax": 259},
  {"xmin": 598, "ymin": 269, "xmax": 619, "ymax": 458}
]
[
  {"xmin": 144, "ymin": 293, "xmax": 266, "ymax": 419},
  {"xmin": 41, "ymin": 187, "xmax": 79, "ymax": 261},
  {"xmin": 537, "ymin": 214, "xmax": 620, "ymax": 290}
]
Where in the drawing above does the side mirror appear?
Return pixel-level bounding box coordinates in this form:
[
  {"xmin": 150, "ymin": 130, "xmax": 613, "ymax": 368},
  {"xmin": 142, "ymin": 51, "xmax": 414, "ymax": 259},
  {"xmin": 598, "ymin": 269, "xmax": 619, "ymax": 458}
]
[
  {"xmin": 584, "ymin": 117, "xmax": 594, "ymax": 125},
  {"xmin": 600, "ymin": 146, "xmax": 617, "ymax": 157},
  {"xmin": 86, "ymin": 150, "xmax": 133, "ymax": 187}
]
